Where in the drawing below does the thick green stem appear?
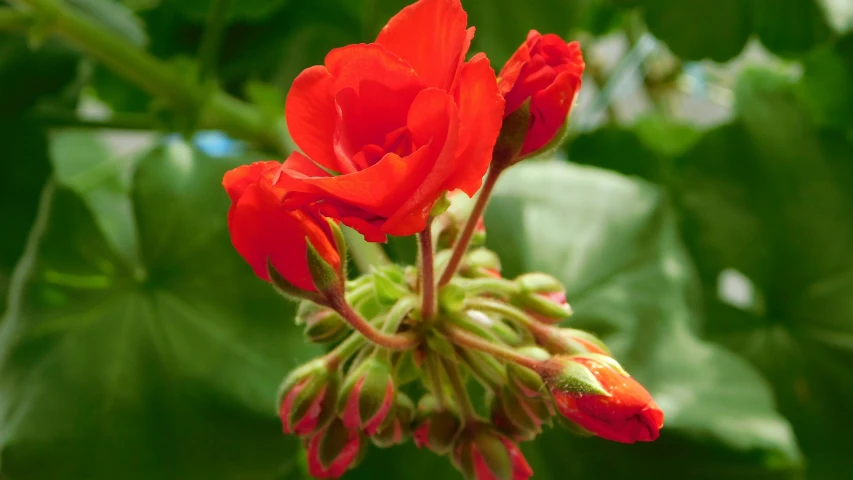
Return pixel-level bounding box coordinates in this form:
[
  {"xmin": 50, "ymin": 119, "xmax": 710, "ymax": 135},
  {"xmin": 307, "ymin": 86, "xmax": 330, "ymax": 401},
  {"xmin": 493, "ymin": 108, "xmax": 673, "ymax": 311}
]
[
  {"xmin": 439, "ymin": 168, "xmax": 501, "ymax": 286},
  {"xmin": 419, "ymin": 218, "xmax": 437, "ymax": 321},
  {"xmin": 443, "ymin": 325, "xmax": 540, "ymax": 371},
  {"xmin": 10, "ymin": 0, "xmax": 285, "ymax": 154},
  {"xmin": 326, "ymin": 331, "xmax": 367, "ymax": 369},
  {"xmin": 197, "ymin": 0, "xmax": 232, "ymax": 82},
  {"xmin": 333, "ymin": 299, "xmax": 419, "ymax": 351}
]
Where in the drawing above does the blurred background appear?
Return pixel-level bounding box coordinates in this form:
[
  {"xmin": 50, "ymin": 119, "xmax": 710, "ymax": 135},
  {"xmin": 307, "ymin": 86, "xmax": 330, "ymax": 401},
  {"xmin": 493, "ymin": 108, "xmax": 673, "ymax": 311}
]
[{"xmin": 1, "ymin": 0, "xmax": 852, "ymax": 479}]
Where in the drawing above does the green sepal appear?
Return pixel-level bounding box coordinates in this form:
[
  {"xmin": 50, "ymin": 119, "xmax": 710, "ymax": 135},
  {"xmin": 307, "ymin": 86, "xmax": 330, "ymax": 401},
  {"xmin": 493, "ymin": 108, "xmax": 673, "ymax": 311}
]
[
  {"xmin": 426, "ymin": 331, "xmax": 457, "ymax": 362},
  {"xmin": 459, "ymin": 350, "xmax": 508, "ymax": 390},
  {"xmin": 267, "ymin": 260, "xmax": 323, "ymax": 303},
  {"xmin": 492, "ymin": 100, "xmax": 532, "ymax": 171},
  {"xmin": 326, "ymin": 218, "xmax": 348, "ymax": 279},
  {"xmin": 438, "ymin": 283, "xmax": 467, "ymax": 314},
  {"xmin": 306, "ymin": 241, "xmax": 342, "ymax": 294}
]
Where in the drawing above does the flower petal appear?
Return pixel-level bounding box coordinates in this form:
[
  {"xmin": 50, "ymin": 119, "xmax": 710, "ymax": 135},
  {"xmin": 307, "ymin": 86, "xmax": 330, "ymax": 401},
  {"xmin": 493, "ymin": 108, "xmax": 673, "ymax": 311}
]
[
  {"xmin": 443, "ymin": 53, "xmax": 504, "ymax": 196},
  {"xmin": 522, "ymin": 68, "xmax": 582, "ymax": 155},
  {"xmin": 325, "ymin": 43, "xmax": 424, "ymax": 94},
  {"xmin": 285, "ymin": 66, "xmax": 339, "ymax": 173},
  {"xmin": 376, "ymin": 0, "xmax": 469, "ymax": 89},
  {"xmin": 222, "ymin": 160, "xmax": 281, "ymax": 203},
  {"xmin": 382, "ymin": 88, "xmax": 460, "ymax": 235}
]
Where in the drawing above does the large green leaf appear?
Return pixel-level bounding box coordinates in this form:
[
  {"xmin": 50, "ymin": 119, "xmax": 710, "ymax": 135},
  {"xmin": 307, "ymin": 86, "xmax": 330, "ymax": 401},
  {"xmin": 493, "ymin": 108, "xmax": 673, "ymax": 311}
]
[
  {"xmin": 633, "ymin": 0, "xmax": 832, "ymax": 61},
  {"xmin": 482, "ymin": 161, "xmax": 801, "ymax": 479},
  {"xmin": 675, "ymin": 68, "xmax": 853, "ymax": 479},
  {"xmin": 0, "ymin": 139, "xmax": 319, "ymax": 479}
]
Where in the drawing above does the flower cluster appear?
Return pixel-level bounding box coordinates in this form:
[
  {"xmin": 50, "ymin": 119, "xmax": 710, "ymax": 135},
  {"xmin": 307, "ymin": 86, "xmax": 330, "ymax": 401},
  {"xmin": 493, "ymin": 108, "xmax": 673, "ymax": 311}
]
[{"xmin": 223, "ymin": 0, "xmax": 662, "ymax": 478}]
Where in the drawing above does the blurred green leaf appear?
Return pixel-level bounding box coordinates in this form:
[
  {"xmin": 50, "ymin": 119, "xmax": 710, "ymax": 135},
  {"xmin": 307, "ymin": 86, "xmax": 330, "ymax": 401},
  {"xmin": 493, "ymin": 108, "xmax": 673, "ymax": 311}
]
[
  {"xmin": 161, "ymin": 0, "xmax": 290, "ymax": 22},
  {"xmin": 752, "ymin": 0, "xmax": 831, "ymax": 58},
  {"xmin": 798, "ymin": 36, "xmax": 853, "ymax": 129},
  {"xmin": 0, "ymin": 123, "xmax": 51, "ymax": 316},
  {"xmin": 675, "ymin": 67, "xmax": 853, "ymax": 479},
  {"xmin": 0, "ymin": 36, "xmax": 77, "ymax": 120},
  {"xmin": 642, "ymin": 0, "xmax": 750, "ymax": 62},
  {"xmin": 634, "ymin": 0, "xmax": 832, "ymax": 61},
  {"xmin": 484, "ymin": 161, "xmax": 801, "ymax": 478},
  {"xmin": 49, "ymin": 130, "xmax": 144, "ymax": 275},
  {"xmin": 0, "ymin": 140, "xmax": 319, "ymax": 479}
]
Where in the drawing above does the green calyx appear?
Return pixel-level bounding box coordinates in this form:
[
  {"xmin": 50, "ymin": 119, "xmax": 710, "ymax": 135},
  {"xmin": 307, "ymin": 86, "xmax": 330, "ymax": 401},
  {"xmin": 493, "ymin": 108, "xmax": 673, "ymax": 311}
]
[
  {"xmin": 492, "ymin": 100, "xmax": 532, "ymax": 171},
  {"xmin": 296, "ymin": 300, "xmax": 349, "ymax": 344}
]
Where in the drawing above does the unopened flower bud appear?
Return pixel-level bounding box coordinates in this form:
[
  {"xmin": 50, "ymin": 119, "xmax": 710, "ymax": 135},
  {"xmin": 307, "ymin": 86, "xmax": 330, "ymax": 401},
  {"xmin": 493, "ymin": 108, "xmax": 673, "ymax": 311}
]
[
  {"xmin": 305, "ymin": 418, "xmax": 366, "ymax": 479},
  {"xmin": 506, "ymin": 362, "xmax": 545, "ymax": 398},
  {"xmin": 511, "ymin": 273, "xmax": 572, "ymax": 324},
  {"xmin": 372, "ymin": 393, "xmax": 416, "ymax": 448},
  {"xmin": 453, "ymin": 423, "xmax": 533, "ymax": 480},
  {"xmin": 538, "ymin": 354, "xmax": 664, "ymax": 444},
  {"xmin": 538, "ymin": 327, "xmax": 610, "ymax": 355},
  {"xmin": 277, "ymin": 358, "xmax": 338, "ymax": 436},
  {"xmin": 459, "ymin": 350, "xmax": 508, "ymax": 389},
  {"xmin": 461, "ymin": 248, "xmax": 502, "ymax": 279},
  {"xmin": 489, "ymin": 387, "xmax": 551, "ymax": 441},
  {"xmin": 437, "ymin": 190, "xmax": 487, "ymax": 250},
  {"xmin": 338, "ymin": 355, "xmax": 396, "ymax": 435},
  {"xmin": 295, "ymin": 300, "xmax": 348, "ymax": 344},
  {"xmin": 413, "ymin": 395, "xmax": 462, "ymax": 455}
]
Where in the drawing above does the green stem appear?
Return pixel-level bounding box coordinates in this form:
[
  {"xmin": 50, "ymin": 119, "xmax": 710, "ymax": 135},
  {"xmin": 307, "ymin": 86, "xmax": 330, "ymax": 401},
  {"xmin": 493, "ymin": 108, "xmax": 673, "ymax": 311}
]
[
  {"xmin": 326, "ymin": 331, "xmax": 367, "ymax": 369},
  {"xmin": 342, "ymin": 226, "xmax": 389, "ymax": 273},
  {"xmin": 333, "ymin": 299, "xmax": 419, "ymax": 351},
  {"xmin": 443, "ymin": 325, "xmax": 540, "ymax": 371},
  {"xmin": 28, "ymin": 107, "xmax": 158, "ymax": 130},
  {"xmin": 426, "ymin": 352, "xmax": 448, "ymax": 409},
  {"xmin": 441, "ymin": 357, "xmax": 476, "ymax": 420},
  {"xmin": 197, "ymin": 0, "xmax": 232, "ymax": 82},
  {"xmin": 419, "ymin": 218, "xmax": 437, "ymax": 321},
  {"xmin": 466, "ymin": 297, "xmax": 541, "ymax": 332},
  {"xmin": 0, "ymin": 7, "xmax": 32, "ymax": 30},
  {"xmin": 439, "ymin": 168, "xmax": 500, "ymax": 286},
  {"xmin": 10, "ymin": 0, "xmax": 285, "ymax": 155},
  {"xmin": 382, "ymin": 296, "xmax": 416, "ymax": 332},
  {"xmin": 454, "ymin": 277, "xmax": 519, "ymax": 297}
]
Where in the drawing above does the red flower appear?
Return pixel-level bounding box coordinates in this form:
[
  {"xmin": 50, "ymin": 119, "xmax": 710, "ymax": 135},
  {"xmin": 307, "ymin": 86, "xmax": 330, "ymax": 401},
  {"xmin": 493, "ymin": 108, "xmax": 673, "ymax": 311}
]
[
  {"xmin": 276, "ymin": 0, "xmax": 505, "ymax": 242},
  {"xmin": 498, "ymin": 31, "xmax": 585, "ymax": 157},
  {"xmin": 546, "ymin": 356, "xmax": 664, "ymax": 444},
  {"xmin": 223, "ymin": 161, "xmax": 341, "ymax": 291}
]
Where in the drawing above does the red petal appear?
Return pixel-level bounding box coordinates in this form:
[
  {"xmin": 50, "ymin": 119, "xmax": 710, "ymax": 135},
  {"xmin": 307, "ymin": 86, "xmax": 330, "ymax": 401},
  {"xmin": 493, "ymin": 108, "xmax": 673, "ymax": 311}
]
[
  {"xmin": 285, "ymin": 66, "xmax": 339, "ymax": 173},
  {"xmin": 222, "ymin": 161, "xmax": 281, "ymax": 202},
  {"xmin": 325, "ymin": 43, "xmax": 425, "ymax": 94},
  {"xmin": 444, "ymin": 53, "xmax": 504, "ymax": 196},
  {"xmin": 382, "ymin": 88, "xmax": 459, "ymax": 235},
  {"xmin": 521, "ymin": 68, "xmax": 581, "ymax": 155},
  {"xmin": 376, "ymin": 0, "xmax": 469, "ymax": 89},
  {"xmin": 227, "ymin": 181, "xmax": 315, "ymax": 290}
]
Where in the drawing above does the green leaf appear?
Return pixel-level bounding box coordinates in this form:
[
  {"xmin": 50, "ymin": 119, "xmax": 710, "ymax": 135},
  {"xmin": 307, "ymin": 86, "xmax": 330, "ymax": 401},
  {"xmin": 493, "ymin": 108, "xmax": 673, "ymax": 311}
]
[
  {"xmin": 675, "ymin": 67, "xmax": 853, "ymax": 478},
  {"xmin": 0, "ymin": 140, "xmax": 320, "ymax": 479},
  {"xmin": 0, "ymin": 36, "xmax": 77, "ymax": 120},
  {"xmin": 752, "ymin": 0, "xmax": 831, "ymax": 57},
  {"xmin": 49, "ymin": 130, "xmax": 144, "ymax": 276},
  {"xmin": 162, "ymin": 0, "xmax": 290, "ymax": 22},
  {"xmin": 484, "ymin": 160, "xmax": 801, "ymax": 478},
  {"xmin": 0, "ymin": 122, "xmax": 51, "ymax": 316},
  {"xmin": 642, "ymin": 0, "xmax": 750, "ymax": 62},
  {"xmin": 797, "ymin": 37, "xmax": 853, "ymax": 129}
]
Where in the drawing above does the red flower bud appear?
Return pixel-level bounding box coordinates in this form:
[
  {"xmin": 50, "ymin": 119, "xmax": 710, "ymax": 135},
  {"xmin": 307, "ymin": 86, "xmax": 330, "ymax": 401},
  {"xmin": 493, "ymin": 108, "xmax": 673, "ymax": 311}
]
[
  {"xmin": 338, "ymin": 356, "xmax": 396, "ymax": 435},
  {"xmin": 412, "ymin": 394, "xmax": 462, "ymax": 455},
  {"xmin": 277, "ymin": 359, "xmax": 338, "ymax": 436},
  {"xmin": 539, "ymin": 354, "xmax": 664, "ymax": 444},
  {"xmin": 498, "ymin": 31, "xmax": 584, "ymax": 158},
  {"xmin": 305, "ymin": 418, "xmax": 366, "ymax": 479},
  {"xmin": 453, "ymin": 424, "xmax": 533, "ymax": 480},
  {"xmin": 222, "ymin": 161, "xmax": 342, "ymax": 292},
  {"xmin": 372, "ymin": 392, "xmax": 416, "ymax": 448}
]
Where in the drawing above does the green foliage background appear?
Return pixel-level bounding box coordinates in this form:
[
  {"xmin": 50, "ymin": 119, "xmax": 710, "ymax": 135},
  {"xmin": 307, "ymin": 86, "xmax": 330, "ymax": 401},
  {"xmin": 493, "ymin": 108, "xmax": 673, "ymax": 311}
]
[{"xmin": 1, "ymin": 0, "xmax": 852, "ymax": 479}]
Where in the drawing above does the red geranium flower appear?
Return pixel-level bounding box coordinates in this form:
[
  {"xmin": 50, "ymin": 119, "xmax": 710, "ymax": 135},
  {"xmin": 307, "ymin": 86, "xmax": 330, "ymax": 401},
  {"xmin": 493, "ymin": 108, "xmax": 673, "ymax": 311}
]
[
  {"xmin": 223, "ymin": 161, "xmax": 341, "ymax": 291},
  {"xmin": 275, "ymin": 0, "xmax": 505, "ymax": 242}
]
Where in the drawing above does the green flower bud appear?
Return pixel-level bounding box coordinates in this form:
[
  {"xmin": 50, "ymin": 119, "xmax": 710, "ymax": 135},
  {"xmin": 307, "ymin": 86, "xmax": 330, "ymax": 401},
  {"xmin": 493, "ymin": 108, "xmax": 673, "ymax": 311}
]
[{"xmin": 295, "ymin": 300, "xmax": 349, "ymax": 344}]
